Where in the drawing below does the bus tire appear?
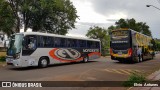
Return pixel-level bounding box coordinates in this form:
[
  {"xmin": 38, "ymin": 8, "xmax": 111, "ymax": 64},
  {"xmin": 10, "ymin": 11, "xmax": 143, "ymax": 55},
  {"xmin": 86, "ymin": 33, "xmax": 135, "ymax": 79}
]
[
  {"xmin": 83, "ymin": 56, "xmax": 89, "ymax": 63},
  {"xmin": 140, "ymin": 55, "xmax": 143, "ymax": 62},
  {"xmin": 151, "ymin": 54, "xmax": 154, "ymax": 59},
  {"xmin": 38, "ymin": 57, "xmax": 49, "ymax": 68}
]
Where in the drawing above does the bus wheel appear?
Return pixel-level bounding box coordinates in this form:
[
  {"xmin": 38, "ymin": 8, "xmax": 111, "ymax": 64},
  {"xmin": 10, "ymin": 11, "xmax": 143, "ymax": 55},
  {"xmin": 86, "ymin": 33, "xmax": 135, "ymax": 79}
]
[
  {"xmin": 140, "ymin": 55, "xmax": 143, "ymax": 62},
  {"xmin": 151, "ymin": 55, "xmax": 154, "ymax": 59},
  {"xmin": 83, "ymin": 56, "xmax": 89, "ymax": 63},
  {"xmin": 38, "ymin": 57, "xmax": 49, "ymax": 68}
]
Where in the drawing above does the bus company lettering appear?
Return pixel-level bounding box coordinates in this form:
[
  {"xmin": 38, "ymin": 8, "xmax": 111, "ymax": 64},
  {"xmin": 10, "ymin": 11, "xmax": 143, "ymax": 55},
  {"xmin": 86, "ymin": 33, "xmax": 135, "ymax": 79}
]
[
  {"xmin": 51, "ymin": 48, "xmax": 81, "ymax": 60},
  {"xmin": 83, "ymin": 49, "xmax": 99, "ymax": 52}
]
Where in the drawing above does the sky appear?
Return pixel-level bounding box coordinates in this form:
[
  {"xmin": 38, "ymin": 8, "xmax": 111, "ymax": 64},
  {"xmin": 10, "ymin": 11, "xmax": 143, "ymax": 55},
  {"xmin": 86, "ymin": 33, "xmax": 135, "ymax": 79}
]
[{"xmin": 67, "ymin": 0, "xmax": 160, "ymax": 39}]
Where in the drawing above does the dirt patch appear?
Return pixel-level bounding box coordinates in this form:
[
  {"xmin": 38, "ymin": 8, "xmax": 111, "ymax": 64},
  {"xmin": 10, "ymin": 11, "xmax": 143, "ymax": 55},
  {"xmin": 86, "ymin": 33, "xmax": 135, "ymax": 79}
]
[{"xmin": 0, "ymin": 62, "xmax": 6, "ymax": 67}]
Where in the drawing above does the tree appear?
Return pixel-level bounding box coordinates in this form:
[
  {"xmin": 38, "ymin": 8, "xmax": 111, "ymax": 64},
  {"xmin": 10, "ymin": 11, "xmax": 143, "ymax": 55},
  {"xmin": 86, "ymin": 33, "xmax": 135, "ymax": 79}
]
[
  {"xmin": 108, "ymin": 18, "xmax": 152, "ymax": 37},
  {"xmin": 86, "ymin": 26, "xmax": 110, "ymax": 56},
  {"xmin": 1, "ymin": 0, "xmax": 78, "ymax": 35},
  {"xmin": 0, "ymin": 0, "xmax": 15, "ymax": 36},
  {"xmin": 7, "ymin": 0, "xmax": 21, "ymax": 33},
  {"xmin": 22, "ymin": 0, "xmax": 78, "ymax": 35},
  {"xmin": 154, "ymin": 39, "xmax": 160, "ymax": 51},
  {"xmin": 108, "ymin": 25, "xmax": 117, "ymax": 34}
]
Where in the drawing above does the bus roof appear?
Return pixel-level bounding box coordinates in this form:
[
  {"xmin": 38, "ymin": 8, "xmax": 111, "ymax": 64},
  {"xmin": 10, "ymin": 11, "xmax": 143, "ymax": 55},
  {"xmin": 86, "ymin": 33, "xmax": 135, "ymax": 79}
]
[{"xmin": 15, "ymin": 32, "xmax": 100, "ymax": 42}]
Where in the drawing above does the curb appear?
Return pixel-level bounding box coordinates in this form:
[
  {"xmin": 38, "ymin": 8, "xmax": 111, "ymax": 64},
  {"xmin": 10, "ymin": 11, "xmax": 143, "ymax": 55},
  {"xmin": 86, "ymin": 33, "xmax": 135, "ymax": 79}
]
[{"xmin": 147, "ymin": 69, "xmax": 160, "ymax": 81}]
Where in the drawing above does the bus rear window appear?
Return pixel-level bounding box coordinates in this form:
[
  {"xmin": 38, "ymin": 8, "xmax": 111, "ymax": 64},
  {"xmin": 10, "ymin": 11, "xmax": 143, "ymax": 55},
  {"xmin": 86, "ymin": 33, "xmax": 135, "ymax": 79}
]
[
  {"xmin": 111, "ymin": 30, "xmax": 130, "ymax": 50},
  {"xmin": 111, "ymin": 30, "xmax": 129, "ymax": 41}
]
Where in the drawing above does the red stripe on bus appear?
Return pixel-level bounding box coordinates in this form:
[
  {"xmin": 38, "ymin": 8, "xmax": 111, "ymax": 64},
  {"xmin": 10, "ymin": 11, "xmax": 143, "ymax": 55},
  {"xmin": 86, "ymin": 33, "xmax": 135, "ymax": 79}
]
[
  {"xmin": 49, "ymin": 48, "xmax": 83, "ymax": 62},
  {"xmin": 88, "ymin": 52, "xmax": 101, "ymax": 56}
]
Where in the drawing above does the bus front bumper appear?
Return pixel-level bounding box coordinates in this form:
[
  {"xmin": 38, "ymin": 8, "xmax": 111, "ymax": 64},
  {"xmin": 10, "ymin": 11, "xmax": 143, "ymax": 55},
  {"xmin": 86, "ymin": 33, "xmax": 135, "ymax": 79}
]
[
  {"xmin": 6, "ymin": 58, "xmax": 23, "ymax": 67},
  {"xmin": 111, "ymin": 56, "xmax": 132, "ymax": 61},
  {"xmin": 6, "ymin": 58, "xmax": 36, "ymax": 67}
]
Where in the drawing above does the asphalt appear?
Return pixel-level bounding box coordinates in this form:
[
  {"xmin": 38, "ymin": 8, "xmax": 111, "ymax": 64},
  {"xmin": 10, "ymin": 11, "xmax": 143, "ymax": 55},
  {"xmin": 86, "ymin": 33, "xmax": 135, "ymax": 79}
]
[{"xmin": 0, "ymin": 54, "xmax": 160, "ymax": 90}]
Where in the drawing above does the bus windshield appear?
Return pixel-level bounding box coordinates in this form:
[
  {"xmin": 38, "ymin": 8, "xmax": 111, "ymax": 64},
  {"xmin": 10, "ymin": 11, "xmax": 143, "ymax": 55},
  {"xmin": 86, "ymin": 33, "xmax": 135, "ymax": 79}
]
[
  {"xmin": 111, "ymin": 30, "xmax": 130, "ymax": 50},
  {"xmin": 7, "ymin": 34, "xmax": 23, "ymax": 56}
]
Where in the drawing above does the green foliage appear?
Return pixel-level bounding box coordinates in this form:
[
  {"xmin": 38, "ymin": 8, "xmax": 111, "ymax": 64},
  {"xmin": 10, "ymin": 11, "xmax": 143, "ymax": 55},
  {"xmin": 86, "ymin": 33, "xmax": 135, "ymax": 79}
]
[
  {"xmin": 86, "ymin": 26, "xmax": 110, "ymax": 56},
  {"xmin": 108, "ymin": 18, "xmax": 152, "ymax": 37},
  {"xmin": 123, "ymin": 72, "xmax": 146, "ymax": 87},
  {"xmin": 0, "ymin": 56, "xmax": 5, "ymax": 62},
  {"xmin": 0, "ymin": 0, "xmax": 78, "ymax": 35},
  {"xmin": 155, "ymin": 39, "xmax": 160, "ymax": 51},
  {"xmin": 0, "ymin": 0, "xmax": 15, "ymax": 36},
  {"xmin": 157, "ymin": 42, "xmax": 160, "ymax": 51},
  {"xmin": 20, "ymin": 0, "xmax": 78, "ymax": 35}
]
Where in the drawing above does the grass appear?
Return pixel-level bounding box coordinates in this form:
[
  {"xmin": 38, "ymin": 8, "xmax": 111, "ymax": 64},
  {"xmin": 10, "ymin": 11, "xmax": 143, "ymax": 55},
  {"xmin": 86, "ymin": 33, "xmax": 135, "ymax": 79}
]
[
  {"xmin": 0, "ymin": 56, "xmax": 6, "ymax": 67},
  {"xmin": 0, "ymin": 52, "xmax": 6, "ymax": 62},
  {"xmin": 0, "ymin": 56, "xmax": 5, "ymax": 62},
  {"xmin": 123, "ymin": 72, "xmax": 146, "ymax": 87}
]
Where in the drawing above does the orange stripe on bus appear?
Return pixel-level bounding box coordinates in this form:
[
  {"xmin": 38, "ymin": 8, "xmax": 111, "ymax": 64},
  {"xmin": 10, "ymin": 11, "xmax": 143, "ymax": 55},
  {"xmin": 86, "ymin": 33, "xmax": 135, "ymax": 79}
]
[
  {"xmin": 88, "ymin": 52, "xmax": 101, "ymax": 56},
  {"xmin": 49, "ymin": 48, "xmax": 101, "ymax": 62},
  {"xmin": 49, "ymin": 48, "xmax": 83, "ymax": 62}
]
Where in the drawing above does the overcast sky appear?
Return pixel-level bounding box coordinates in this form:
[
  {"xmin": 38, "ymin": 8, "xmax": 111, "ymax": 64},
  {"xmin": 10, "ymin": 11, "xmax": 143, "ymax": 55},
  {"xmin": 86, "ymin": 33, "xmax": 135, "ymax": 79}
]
[{"xmin": 67, "ymin": 0, "xmax": 160, "ymax": 39}]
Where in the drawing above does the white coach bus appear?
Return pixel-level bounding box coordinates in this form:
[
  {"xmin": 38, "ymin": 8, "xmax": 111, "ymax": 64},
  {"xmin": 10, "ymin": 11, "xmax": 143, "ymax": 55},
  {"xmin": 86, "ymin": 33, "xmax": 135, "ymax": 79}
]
[{"xmin": 6, "ymin": 32, "xmax": 101, "ymax": 67}]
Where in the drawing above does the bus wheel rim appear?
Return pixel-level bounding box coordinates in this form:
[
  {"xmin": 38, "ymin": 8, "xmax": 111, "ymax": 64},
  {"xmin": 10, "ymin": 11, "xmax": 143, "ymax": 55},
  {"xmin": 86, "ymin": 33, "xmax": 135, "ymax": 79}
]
[
  {"xmin": 140, "ymin": 56, "xmax": 142, "ymax": 62},
  {"xmin": 84, "ymin": 57, "xmax": 88, "ymax": 62},
  {"xmin": 41, "ymin": 59, "xmax": 47, "ymax": 66}
]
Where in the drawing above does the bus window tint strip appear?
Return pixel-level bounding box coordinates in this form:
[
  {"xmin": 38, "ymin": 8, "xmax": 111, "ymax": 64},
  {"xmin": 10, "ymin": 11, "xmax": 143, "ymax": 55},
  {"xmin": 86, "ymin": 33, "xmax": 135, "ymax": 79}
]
[{"xmin": 32, "ymin": 35, "xmax": 100, "ymax": 48}]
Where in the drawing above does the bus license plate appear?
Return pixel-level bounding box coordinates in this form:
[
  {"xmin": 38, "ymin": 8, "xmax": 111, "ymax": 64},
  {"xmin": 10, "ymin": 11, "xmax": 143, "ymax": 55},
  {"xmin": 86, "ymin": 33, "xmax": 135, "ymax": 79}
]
[
  {"xmin": 118, "ymin": 52, "xmax": 122, "ymax": 55},
  {"xmin": 7, "ymin": 58, "xmax": 13, "ymax": 63}
]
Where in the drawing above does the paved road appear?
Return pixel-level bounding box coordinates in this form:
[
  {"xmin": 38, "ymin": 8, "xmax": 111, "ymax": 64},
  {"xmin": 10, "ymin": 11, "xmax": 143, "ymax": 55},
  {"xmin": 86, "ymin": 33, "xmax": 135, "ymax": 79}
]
[
  {"xmin": 0, "ymin": 54, "xmax": 160, "ymax": 90},
  {"xmin": 0, "ymin": 54, "xmax": 160, "ymax": 81}
]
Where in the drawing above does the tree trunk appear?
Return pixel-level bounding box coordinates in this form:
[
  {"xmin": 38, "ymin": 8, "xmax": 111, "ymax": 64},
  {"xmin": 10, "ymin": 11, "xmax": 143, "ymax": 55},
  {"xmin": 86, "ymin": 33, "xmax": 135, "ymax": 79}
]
[
  {"xmin": 15, "ymin": 17, "xmax": 20, "ymax": 33},
  {"xmin": 9, "ymin": 0, "xmax": 20, "ymax": 33}
]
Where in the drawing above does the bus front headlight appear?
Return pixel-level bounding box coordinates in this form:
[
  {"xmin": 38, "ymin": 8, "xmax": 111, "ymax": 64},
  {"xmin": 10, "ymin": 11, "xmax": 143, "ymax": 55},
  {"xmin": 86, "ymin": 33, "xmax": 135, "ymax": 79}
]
[
  {"xmin": 16, "ymin": 54, "xmax": 20, "ymax": 59},
  {"xmin": 13, "ymin": 53, "xmax": 20, "ymax": 59}
]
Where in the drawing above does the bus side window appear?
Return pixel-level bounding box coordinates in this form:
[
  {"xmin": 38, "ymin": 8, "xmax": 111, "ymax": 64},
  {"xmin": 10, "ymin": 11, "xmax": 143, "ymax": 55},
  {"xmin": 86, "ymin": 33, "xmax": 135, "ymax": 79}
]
[
  {"xmin": 87, "ymin": 41, "xmax": 97, "ymax": 48},
  {"xmin": 43, "ymin": 36, "xmax": 48, "ymax": 47},
  {"xmin": 92, "ymin": 42, "xmax": 96, "ymax": 48},
  {"xmin": 55, "ymin": 37, "xmax": 66, "ymax": 47},
  {"xmin": 37, "ymin": 36, "xmax": 54, "ymax": 47},
  {"xmin": 60, "ymin": 38, "xmax": 66, "ymax": 47},
  {"xmin": 37, "ymin": 36, "xmax": 43, "ymax": 47},
  {"xmin": 55, "ymin": 37, "xmax": 60, "ymax": 47},
  {"xmin": 96, "ymin": 42, "xmax": 100, "ymax": 48},
  {"xmin": 78, "ymin": 40, "xmax": 86, "ymax": 48},
  {"xmin": 24, "ymin": 35, "xmax": 36, "ymax": 50},
  {"xmin": 47, "ymin": 37, "xmax": 54, "ymax": 47},
  {"xmin": 38, "ymin": 36, "xmax": 47, "ymax": 47},
  {"xmin": 87, "ymin": 41, "xmax": 92, "ymax": 48},
  {"xmin": 72, "ymin": 39, "xmax": 77, "ymax": 47},
  {"xmin": 37, "ymin": 36, "xmax": 40, "ymax": 47},
  {"xmin": 67, "ymin": 39, "xmax": 77, "ymax": 47},
  {"xmin": 67, "ymin": 39, "xmax": 72, "ymax": 47}
]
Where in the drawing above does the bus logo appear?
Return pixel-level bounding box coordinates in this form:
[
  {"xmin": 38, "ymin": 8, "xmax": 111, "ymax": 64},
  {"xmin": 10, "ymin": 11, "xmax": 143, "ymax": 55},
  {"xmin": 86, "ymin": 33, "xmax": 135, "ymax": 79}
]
[{"xmin": 49, "ymin": 48, "xmax": 81, "ymax": 61}]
